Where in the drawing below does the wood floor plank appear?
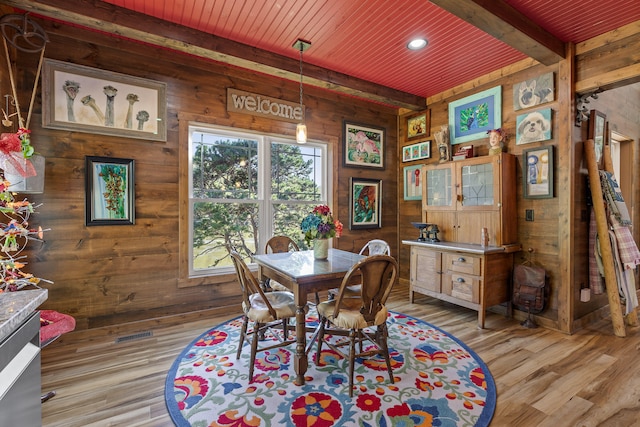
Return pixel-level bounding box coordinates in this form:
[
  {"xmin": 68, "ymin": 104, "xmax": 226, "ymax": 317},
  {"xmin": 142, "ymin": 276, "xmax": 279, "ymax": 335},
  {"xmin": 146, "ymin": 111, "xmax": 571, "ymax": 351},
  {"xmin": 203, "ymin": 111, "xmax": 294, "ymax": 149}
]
[{"xmin": 40, "ymin": 282, "xmax": 640, "ymax": 426}]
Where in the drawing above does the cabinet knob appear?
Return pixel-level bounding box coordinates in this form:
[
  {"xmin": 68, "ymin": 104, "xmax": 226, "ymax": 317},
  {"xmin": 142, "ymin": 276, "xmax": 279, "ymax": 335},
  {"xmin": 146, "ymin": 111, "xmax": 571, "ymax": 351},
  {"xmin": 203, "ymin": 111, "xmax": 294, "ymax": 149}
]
[
  {"xmin": 456, "ymin": 277, "xmax": 465, "ymax": 283},
  {"xmin": 457, "ymin": 257, "xmax": 466, "ymax": 262}
]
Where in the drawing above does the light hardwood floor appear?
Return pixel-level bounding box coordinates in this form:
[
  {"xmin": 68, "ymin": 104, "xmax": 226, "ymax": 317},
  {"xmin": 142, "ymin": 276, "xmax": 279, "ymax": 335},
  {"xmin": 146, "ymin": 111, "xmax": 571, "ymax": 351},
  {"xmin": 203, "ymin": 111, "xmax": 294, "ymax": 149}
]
[{"xmin": 41, "ymin": 282, "xmax": 640, "ymax": 427}]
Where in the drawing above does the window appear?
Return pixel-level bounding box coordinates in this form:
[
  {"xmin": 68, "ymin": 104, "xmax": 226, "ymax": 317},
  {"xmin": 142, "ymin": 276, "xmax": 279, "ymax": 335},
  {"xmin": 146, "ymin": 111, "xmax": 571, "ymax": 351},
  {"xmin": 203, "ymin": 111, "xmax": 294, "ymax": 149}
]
[{"xmin": 188, "ymin": 124, "xmax": 328, "ymax": 277}]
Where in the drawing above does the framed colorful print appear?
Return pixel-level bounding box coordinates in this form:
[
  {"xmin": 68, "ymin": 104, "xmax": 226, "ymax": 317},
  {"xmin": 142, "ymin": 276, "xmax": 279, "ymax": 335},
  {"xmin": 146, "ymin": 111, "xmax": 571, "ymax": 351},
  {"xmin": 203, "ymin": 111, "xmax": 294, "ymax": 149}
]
[
  {"xmin": 516, "ymin": 108, "xmax": 552, "ymax": 145},
  {"xmin": 403, "ymin": 165, "xmax": 423, "ymax": 200},
  {"xmin": 588, "ymin": 110, "xmax": 606, "ymax": 168},
  {"xmin": 523, "ymin": 145, "xmax": 553, "ymax": 199},
  {"xmin": 448, "ymin": 86, "xmax": 501, "ymax": 145},
  {"xmin": 513, "ymin": 72, "xmax": 555, "ymax": 111},
  {"xmin": 349, "ymin": 177, "xmax": 382, "ymax": 229},
  {"xmin": 343, "ymin": 121, "xmax": 385, "ymax": 169},
  {"xmin": 85, "ymin": 156, "xmax": 135, "ymax": 226},
  {"xmin": 407, "ymin": 111, "xmax": 429, "ymax": 139},
  {"xmin": 402, "ymin": 140, "xmax": 432, "ymax": 162},
  {"xmin": 43, "ymin": 59, "xmax": 167, "ymax": 141}
]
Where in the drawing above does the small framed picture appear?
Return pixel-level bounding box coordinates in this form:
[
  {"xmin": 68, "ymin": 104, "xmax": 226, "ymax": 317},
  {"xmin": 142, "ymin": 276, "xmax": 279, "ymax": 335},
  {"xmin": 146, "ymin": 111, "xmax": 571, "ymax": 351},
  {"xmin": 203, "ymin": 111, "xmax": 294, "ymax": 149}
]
[
  {"xmin": 523, "ymin": 145, "xmax": 553, "ymax": 199},
  {"xmin": 407, "ymin": 111, "xmax": 429, "ymax": 139},
  {"xmin": 588, "ymin": 110, "xmax": 606, "ymax": 168},
  {"xmin": 85, "ymin": 156, "xmax": 135, "ymax": 225},
  {"xmin": 343, "ymin": 121, "xmax": 385, "ymax": 169},
  {"xmin": 349, "ymin": 177, "xmax": 382, "ymax": 229},
  {"xmin": 402, "ymin": 139, "xmax": 431, "ymax": 162},
  {"xmin": 403, "ymin": 165, "xmax": 423, "ymax": 200}
]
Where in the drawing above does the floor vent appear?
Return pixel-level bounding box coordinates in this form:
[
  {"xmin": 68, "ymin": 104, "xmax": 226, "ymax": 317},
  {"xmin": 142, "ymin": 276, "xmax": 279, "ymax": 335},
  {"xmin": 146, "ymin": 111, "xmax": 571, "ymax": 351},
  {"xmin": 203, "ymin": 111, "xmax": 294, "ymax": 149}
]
[{"xmin": 115, "ymin": 331, "xmax": 153, "ymax": 343}]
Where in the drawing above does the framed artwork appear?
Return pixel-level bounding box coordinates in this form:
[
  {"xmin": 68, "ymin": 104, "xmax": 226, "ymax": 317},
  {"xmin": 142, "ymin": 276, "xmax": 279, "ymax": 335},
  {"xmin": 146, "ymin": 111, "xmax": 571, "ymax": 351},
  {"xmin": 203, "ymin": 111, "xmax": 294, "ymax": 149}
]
[
  {"xmin": 516, "ymin": 108, "xmax": 552, "ymax": 145},
  {"xmin": 343, "ymin": 121, "xmax": 385, "ymax": 169},
  {"xmin": 403, "ymin": 165, "xmax": 423, "ymax": 200},
  {"xmin": 588, "ymin": 110, "xmax": 606, "ymax": 168},
  {"xmin": 523, "ymin": 145, "xmax": 553, "ymax": 199},
  {"xmin": 43, "ymin": 59, "xmax": 167, "ymax": 141},
  {"xmin": 349, "ymin": 177, "xmax": 382, "ymax": 229},
  {"xmin": 407, "ymin": 111, "xmax": 429, "ymax": 139},
  {"xmin": 402, "ymin": 139, "xmax": 431, "ymax": 162},
  {"xmin": 513, "ymin": 72, "xmax": 555, "ymax": 111},
  {"xmin": 448, "ymin": 86, "xmax": 501, "ymax": 145},
  {"xmin": 85, "ymin": 156, "xmax": 135, "ymax": 226}
]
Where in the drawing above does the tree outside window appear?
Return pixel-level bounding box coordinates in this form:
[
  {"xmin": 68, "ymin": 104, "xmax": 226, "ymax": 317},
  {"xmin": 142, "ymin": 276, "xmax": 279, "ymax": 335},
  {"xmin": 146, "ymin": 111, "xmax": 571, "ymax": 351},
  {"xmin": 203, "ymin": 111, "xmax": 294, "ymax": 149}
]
[{"xmin": 189, "ymin": 127, "xmax": 326, "ymax": 276}]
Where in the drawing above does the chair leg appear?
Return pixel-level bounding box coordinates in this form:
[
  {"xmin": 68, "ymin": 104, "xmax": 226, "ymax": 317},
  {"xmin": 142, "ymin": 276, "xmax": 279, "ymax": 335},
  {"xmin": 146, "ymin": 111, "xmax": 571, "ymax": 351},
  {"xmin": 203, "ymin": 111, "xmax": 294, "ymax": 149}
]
[
  {"xmin": 348, "ymin": 329, "xmax": 357, "ymax": 398},
  {"xmin": 378, "ymin": 323, "xmax": 394, "ymax": 384},
  {"xmin": 41, "ymin": 391, "xmax": 56, "ymax": 403},
  {"xmin": 282, "ymin": 318, "xmax": 289, "ymax": 340},
  {"xmin": 237, "ymin": 316, "xmax": 248, "ymax": 359},
  {"xmin": 249, "ymin": 322, "xmax": 260, "ymax": 382},
  {"xmin": 316, "ymin": 317, "xmax": 327, "ymax": 365}
]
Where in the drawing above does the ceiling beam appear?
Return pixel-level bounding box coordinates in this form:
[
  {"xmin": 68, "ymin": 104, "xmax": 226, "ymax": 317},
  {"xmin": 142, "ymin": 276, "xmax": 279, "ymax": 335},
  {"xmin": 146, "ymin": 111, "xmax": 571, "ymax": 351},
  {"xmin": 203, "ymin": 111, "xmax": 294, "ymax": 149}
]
[
  {"xmin": 430, "ymin": 0, "xmax": 565, "ymax": 65},
  {"xmin": 3, "ymin": 0, "xmax": 426, "ymax": 110}
]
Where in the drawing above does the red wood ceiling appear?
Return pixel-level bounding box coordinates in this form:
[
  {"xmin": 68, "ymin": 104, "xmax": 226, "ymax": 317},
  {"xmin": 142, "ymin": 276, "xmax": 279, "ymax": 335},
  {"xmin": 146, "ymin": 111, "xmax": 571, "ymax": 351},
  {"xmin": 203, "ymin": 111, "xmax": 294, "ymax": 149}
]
[{"xmin": 102, "ymin": 0, "xmax": 640, "ymax": 99}]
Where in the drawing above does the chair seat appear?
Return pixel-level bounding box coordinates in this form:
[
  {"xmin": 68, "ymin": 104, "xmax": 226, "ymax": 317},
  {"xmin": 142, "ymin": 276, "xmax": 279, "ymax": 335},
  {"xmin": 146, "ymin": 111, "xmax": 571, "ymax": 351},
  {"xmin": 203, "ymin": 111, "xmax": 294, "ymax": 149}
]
[
  {"xmin": 268, "ymin": 280, "xmax": 290, "ymax": 292},
  {"xmin": 40, "ymin": 310, "xmax": 76, "ymax": 346},
  {"xmin": 244, "ymin": 291, "xmax": 297, "ymax": 323},
  {"xmin": 317, "ymin": 298, "xmax": 388, "ymax": 329}
]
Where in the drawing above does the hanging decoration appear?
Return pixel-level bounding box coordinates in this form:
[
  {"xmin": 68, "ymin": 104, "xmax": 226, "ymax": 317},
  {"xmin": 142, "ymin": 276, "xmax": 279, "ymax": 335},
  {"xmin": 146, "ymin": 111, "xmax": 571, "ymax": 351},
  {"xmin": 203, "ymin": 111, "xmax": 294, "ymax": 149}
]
[{"xmin": 0, "ymin": 13, "xmax": 48, "ymax": 188}]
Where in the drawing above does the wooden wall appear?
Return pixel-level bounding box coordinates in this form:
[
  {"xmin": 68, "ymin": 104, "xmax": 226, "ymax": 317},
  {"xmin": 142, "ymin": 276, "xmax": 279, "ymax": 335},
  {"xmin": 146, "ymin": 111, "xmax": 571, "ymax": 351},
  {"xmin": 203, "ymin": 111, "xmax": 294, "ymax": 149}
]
[
  {"xmin": 398, "ymin": 61, "xmax": 565, "ymax": 328},
  {"xmin": 6, "ymin": 13, "xmax": 400, "ymax": 331},
  {"xmin": 398, "ymin": 21, "xmax": 640, "ymax": 334}
]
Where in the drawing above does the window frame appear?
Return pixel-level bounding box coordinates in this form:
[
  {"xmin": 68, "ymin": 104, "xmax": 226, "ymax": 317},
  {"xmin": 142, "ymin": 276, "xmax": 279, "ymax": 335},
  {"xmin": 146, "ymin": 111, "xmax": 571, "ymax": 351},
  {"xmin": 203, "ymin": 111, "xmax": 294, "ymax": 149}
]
[{"xmin": 179, "ymin": 119, "xmax": 330, "ymax": 286}]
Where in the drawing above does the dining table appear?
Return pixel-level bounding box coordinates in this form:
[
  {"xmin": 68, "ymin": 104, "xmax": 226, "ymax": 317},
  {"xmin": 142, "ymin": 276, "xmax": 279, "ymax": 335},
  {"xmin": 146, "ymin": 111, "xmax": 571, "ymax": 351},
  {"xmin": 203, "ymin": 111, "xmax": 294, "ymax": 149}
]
[{"xmin": 252, "ymin": 248, "xmax": 365, "ymax": 385}]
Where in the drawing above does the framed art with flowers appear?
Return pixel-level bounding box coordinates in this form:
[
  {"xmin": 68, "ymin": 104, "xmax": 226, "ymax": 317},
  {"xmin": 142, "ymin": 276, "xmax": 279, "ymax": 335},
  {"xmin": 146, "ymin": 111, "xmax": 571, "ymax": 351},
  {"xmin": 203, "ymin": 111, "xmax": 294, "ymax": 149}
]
[
  {"xmin": 349, "ymin": 177, "xmax": 381, "ymax": 230},
  {"xmin": 85, "ymin": 156, "xmax": 135, "ymax": 226}
]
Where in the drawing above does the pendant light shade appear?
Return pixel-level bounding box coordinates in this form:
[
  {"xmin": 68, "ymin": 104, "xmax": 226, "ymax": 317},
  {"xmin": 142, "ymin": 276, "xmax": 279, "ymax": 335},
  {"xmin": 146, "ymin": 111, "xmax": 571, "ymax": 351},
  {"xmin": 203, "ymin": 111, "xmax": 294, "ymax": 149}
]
[
  {"xmin": 293, "ymin": 39, "xmax": 311, "ymax": 144},
  {"xmin": 296, "ymin": 123, "xmax": 307, "ymax": 144}
]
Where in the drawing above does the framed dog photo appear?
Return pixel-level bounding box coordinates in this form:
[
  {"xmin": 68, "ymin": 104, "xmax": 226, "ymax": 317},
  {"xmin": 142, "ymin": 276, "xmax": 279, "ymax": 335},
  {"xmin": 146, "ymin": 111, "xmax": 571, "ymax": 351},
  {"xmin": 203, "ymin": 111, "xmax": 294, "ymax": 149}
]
[
  {"xmin": 513, "ymin": 72, "xmax": 554, "ymax": 111},
  {"xmin": 349, "ymin": 177, "xmax": 382, "ymax": 229},
  {"xmin": 523, "ymin": 145, "xmax": 553, "ymax": 199},
  {"xmin": 516, "ymin": 108, "xmax": 552, "ymax": 145}
]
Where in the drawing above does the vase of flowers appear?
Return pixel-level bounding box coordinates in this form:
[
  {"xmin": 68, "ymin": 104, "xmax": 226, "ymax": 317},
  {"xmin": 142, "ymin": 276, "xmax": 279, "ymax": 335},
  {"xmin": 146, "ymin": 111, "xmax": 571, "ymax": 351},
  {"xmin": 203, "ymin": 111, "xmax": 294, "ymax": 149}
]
[{"xmin": 300, "ymin": 204, "xmax": 343, "ymax": 260}]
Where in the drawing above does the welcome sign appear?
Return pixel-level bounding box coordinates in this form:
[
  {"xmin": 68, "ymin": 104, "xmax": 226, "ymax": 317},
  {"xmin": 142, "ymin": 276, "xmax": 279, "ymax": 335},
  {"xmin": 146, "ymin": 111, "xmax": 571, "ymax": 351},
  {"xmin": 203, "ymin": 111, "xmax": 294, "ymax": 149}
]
[{"xmin": 227, "ymin": 88, "xmax": 303, "ymax": 123}]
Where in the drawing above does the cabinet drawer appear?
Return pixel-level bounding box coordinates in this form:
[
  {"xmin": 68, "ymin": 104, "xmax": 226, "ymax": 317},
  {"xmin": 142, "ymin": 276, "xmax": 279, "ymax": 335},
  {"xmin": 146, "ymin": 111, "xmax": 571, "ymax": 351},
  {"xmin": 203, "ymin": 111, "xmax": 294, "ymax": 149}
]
[
  {"xmin": 443, "ymin": 253, "xmax": 481, "ymax": 275},
  {"xmin": 444, "ymin": 273, "xmax": 480, "ymax": 303}
]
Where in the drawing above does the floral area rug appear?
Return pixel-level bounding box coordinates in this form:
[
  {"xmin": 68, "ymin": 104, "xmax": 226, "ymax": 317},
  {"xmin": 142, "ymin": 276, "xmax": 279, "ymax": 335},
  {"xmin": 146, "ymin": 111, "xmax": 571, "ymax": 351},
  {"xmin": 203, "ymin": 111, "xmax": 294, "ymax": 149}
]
[{"xmin": 165, "ymin": 309, "xmax": 496, "ymax": 427}]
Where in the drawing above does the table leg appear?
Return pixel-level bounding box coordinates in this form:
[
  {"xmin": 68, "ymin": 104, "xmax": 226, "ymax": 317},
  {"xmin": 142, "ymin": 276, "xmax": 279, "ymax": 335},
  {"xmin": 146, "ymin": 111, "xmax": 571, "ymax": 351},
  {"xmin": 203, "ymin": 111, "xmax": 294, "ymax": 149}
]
[{"xmin": 294, "ymin": 290, "xmax": 308, "ymax": 386}]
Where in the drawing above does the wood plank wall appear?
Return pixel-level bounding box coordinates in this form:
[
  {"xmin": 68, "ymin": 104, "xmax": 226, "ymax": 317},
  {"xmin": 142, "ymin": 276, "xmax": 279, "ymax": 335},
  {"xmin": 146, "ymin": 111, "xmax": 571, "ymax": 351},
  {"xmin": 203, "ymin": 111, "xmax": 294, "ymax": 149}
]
[
  {"xmin": 398, "ymin": 62, "xmax": 565, "ymax": 329},
  {"xmin": 5, "ymin": 13, "xmax": 400, "ymax": 331}
]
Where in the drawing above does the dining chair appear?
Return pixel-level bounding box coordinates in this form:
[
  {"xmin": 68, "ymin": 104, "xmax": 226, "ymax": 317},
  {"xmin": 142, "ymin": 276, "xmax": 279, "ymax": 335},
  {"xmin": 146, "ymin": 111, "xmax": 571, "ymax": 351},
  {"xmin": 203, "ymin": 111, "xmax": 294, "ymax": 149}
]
[
  {"xmin": 265, "ymin": 235, "xmax": 320, "ymax": 304},
  {"xmin": 328, "ymin": 239, "xmax": 391, "ymax": 300},
  {"xmin": 315, "ymin": 254, "xmax": 398, "ymax": 397},
  {"xmin": 228, "ymin": 248, "xmax": 298, "ymax": 382},
  {"xmin": 264, "ymin": 235, "xmax": 299, "ymax": 293}
]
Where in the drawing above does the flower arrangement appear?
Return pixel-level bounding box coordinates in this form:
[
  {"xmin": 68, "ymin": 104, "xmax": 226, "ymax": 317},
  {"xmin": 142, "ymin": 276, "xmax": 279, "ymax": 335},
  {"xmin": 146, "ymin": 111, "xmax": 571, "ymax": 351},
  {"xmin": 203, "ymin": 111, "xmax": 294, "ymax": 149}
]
[{"xmin": 300, "ymin": 204, "xmax": 343, "ymax": 245}]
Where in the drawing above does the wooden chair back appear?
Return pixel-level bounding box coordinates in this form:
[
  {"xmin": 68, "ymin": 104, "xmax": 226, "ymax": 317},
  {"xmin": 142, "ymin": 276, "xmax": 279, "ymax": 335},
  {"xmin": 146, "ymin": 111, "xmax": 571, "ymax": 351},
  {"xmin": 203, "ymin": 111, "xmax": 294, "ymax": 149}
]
[
  {"xmin": 265, "ymin": 235, "xmax": 299, "ymax": 254},
  {"xmin": 228, "ymin": 248, "xmax": 277, "ymax": 319}
]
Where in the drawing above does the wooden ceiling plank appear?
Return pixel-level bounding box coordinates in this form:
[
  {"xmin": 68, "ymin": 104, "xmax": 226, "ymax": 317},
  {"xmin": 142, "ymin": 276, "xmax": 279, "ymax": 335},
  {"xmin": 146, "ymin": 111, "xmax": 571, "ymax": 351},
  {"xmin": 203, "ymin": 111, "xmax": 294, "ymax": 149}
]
[
  {"xmin": 430, "ymin": 0, "xmax": 565, "ymax": 65},
  {"xmin": 6, "ymin": 0, "xmax": 425, "ymax": 110}
]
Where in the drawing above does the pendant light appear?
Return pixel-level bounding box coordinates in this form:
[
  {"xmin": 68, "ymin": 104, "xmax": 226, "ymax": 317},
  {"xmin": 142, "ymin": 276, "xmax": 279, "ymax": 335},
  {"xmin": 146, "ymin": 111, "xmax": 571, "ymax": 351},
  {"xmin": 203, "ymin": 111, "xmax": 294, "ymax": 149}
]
[{"xmin": 293, "ymin": 39, "xmax": 311, "ymax": 144}]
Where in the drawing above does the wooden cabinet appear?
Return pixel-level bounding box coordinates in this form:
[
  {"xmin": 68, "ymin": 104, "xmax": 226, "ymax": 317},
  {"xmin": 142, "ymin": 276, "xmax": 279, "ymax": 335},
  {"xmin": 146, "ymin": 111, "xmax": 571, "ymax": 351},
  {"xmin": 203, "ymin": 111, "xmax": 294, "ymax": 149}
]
[
  {"xmin": 405, "ymin": 240, "xmax": 515, "ymax": 328},
  {"xmin": 421, "ymin": 153, "xmax": 517, "ymax": 246}
]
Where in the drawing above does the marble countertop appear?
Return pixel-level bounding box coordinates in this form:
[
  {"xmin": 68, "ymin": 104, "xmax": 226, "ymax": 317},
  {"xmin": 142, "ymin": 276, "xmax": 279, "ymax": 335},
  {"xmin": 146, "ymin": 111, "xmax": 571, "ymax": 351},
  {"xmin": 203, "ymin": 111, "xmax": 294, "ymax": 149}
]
[
  {"xmin": 401, "ymin": 239, "xmax": 516, "ymax": 254},
  {"xmin": 0, "ymin": 289, "xmax": 48, "ymax": 343}
]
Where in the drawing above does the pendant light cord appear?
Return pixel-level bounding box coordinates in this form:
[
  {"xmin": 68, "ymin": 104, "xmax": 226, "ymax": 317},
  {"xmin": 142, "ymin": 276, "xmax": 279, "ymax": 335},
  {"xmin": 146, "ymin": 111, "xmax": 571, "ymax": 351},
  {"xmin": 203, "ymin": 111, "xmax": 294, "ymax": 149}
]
[{"xmin": 299, "ymin": 45, "xmax": 304, "ymax": 119}]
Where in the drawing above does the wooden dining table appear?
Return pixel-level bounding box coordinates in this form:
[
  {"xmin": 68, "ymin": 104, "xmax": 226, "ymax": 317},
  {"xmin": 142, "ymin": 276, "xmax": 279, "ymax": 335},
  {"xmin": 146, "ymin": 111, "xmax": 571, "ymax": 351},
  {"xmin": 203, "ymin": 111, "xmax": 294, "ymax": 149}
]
[{"xmin": 252, "ymin": 248, "xmax": 365, "ymax": 385}]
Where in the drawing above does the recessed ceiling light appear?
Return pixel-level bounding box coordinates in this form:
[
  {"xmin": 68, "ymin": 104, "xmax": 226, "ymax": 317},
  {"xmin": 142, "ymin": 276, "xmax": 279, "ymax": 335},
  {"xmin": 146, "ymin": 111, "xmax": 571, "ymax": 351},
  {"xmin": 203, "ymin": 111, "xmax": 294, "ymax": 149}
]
[{"xmin": 407, "ymin": 38, "xmax": 428, "ymax": 50}]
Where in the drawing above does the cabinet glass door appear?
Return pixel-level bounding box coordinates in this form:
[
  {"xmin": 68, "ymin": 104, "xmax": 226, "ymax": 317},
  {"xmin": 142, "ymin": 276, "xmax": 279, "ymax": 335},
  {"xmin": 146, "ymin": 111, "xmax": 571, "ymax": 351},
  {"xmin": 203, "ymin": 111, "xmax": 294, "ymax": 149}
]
[
  {"xmin": 423, "ymin": 165, "xmax": 453, "ymax": 209},
  {"xmin": 460, "ymin": 162, "xmax": 494, "ymax": 206}
]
